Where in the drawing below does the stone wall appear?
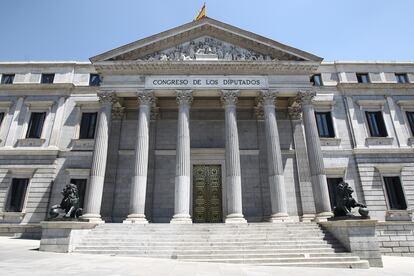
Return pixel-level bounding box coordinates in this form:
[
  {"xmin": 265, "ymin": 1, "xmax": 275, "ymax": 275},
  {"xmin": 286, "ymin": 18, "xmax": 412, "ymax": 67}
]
[{"xmin": 376, "ymin": 222, "xmax": 414, "ymax": 256}]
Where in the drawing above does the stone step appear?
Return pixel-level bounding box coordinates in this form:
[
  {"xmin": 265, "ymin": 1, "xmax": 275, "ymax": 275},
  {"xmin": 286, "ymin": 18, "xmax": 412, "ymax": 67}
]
[
  {"xmin": 76, "ymin": 243, "xmax": 343, "ymax": 250},
  {"xmin": 260, "ymin": 261, "xmax": 370, "ymax": 269},
  {"xmin": 79, "ymin": 237, "xmax": 336, "ymax": 243},
  {"xmin": 73, "ymin": 222, "xmax": 366, "ymax": 269},
  {"xmin": 173, "ymin": 256, "xmax": 363, "ymax": 264},
  {"xmin": 74, "ymin": 247, "xmax": 345, "ymax": 254}
]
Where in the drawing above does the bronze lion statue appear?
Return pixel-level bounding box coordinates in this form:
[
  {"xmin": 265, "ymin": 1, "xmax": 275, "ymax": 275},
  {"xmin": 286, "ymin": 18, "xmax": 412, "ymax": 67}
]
[
  {"xmin": 49, "ymin": 183, "xmax": 83, "ymax": 219},
  {"xmin": 334, "ymin": 181, "xmax": 369, "ymax": 218}
]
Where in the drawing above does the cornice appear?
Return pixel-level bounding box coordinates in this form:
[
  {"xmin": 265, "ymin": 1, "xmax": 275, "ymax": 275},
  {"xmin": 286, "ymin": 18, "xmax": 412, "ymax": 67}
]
[
  {"xmin": 93, "ymin": 60, "xmax": 320, "ymax": 75},
  {"xmin": 0, "ymin": 83, "xmax": 74, "ymax": 91},
  {"xmin": 338, "ymin": 83, "xmax": 414, "ymax": 90}
]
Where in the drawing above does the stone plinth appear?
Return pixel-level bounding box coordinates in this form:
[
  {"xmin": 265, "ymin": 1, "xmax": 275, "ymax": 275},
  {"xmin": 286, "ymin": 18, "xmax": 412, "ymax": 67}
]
[
  {"xmin": 319, "ymin": 219, "xmax": 383, "ymax": 267},
  {"xmin": 39, "ymin": 221, "xmax": 98, "ymax": 253}
]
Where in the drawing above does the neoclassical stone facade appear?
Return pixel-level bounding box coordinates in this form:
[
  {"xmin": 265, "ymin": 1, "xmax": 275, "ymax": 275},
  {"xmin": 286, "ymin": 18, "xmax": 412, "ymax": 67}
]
[{"xmin": 0, "ymin": 17, "xmax": 414, "ymax": 228}]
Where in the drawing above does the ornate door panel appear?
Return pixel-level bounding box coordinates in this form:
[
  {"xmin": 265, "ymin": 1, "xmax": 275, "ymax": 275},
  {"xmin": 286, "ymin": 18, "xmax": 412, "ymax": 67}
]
[{"xmin": 193, "ymin": 165, "xmax": 223, "ymax": 223}]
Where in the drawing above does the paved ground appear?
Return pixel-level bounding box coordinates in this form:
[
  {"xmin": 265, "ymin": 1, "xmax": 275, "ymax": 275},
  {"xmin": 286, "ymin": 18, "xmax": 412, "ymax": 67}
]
[{"xmin": 1, "ymin": 237, "xmax": 414, "ymax": 276}]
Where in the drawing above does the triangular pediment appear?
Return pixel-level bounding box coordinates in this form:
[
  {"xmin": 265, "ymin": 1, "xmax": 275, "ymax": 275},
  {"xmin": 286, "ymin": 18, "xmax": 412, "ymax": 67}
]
[{"xmin": 90, "ymin": 17, "xmax": 322, "ymax": 63}]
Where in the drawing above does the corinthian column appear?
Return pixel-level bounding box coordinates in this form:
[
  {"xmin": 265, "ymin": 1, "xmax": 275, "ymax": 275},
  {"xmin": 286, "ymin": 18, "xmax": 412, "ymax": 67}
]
[
  {"xmin": 221, "ymin": 90, "xmax": 246, "ymax": 223},
  {"xmin": 259, "ymin": 90, "xmax": 289, "ymax": 222},
  {"xmin": 124, "ymin": 90, "xmax": 154, "ymax": 223},
  {"xmin": 171, "ymin": 90, "xmax": 193, "ymax": 224},
  {"xmin": 82, "ymin": 91, "xmax": 118, "ymax": 222},
  {"xmin": 296, "ymin": 90, "xmax": 332, "ymax": 221}
]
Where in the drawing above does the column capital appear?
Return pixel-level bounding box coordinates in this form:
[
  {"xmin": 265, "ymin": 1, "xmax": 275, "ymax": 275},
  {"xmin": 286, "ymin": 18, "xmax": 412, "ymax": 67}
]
[
  {"xmin": 112, "ymin": 106, "xmax": 125, "ymax": 120},
  {"xmin": 175, "ymin": 90, "xmax": 193, "ymax": 106},
  {"xmin": 221, "ymin": 90, "xmax": 240, "ymax": 106},
  {"xmin": 259, "ymin": 90, "xmax": 279, "ymax": 105},
  {"xmin": 288, "ymin": 101, "xmax": 302, "ymax": 120},
  {"xmin": 98, "ymin": 91, "xmax": 118, "ymax": 105},
  {"xmin": 296, "ymin": 90, "xmax": 316, "ymax": 105},
  {"xmin": 137, "ymin": 90, "xmax": 155, "ymax": 106}
]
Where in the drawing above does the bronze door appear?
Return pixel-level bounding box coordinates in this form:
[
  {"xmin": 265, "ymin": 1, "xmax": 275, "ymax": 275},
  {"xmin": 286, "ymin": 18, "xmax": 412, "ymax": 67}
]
[{"xmin": 193, "ymin": 165, "xmax": 223, "ymax": 223}]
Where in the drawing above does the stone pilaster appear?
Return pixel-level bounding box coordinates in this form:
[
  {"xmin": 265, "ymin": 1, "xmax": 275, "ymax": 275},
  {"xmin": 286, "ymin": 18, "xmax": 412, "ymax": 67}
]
[
  {"xmin": 171, "ymin": 90, "xmax": 193, "ymax": 224},
  {"xmin": 82, "ymin": 91, "xmax": 118, "ymax": 222},
  {"xmin": 259, "ymin": 90, "xmax": 289, "ymax": 222},
  {"xmin": 221, "ymin": 90, "xmax": 246, "ymax": 223},
  {"xmin": 124, "ymin": 90, "xmax": 154, "ymax": 223},
  {"xmin": 296, "ymin": 90, "xmax": 332, "ymax": 221}
]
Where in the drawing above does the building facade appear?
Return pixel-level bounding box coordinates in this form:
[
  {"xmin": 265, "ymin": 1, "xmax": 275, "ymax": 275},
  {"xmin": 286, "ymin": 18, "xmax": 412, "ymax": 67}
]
[{"xmin": 0, "ymin": 18, "xmax": 413, "ymax": 226}]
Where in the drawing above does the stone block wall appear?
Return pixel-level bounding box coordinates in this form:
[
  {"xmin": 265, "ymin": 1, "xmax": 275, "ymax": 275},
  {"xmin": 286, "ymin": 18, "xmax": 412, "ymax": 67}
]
[{"xmin": 376, "ymin": 222, "xmax": 414, "ymax": 256}]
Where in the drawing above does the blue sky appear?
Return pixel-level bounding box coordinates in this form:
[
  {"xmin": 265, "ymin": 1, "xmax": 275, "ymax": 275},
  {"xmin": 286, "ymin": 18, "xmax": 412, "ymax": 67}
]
[{"xmin": 0, "ymin": 0, "xmax": 412, "ymax": 61}]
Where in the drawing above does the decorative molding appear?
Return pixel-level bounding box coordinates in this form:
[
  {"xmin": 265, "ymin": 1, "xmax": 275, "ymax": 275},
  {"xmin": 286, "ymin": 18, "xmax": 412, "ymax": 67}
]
[
  {"xmin": 94, "ymin": 61, "xmax": 320, "ymax": 75},
  {"xmin": 375, "ymin": 164, "xmax": 404, "ymax": 174},
  {"xmin": 356, "ymin": 99, "xmax": 386, "ymax": 107},
  {"xmin": 25, "ymin": 100, "xmax": 55, "ymax": 109},
  {"xmin": 320, "ymin": 137, "xmax": 341, "ymax": 147},
  {"xmin": 397, "ymin": 100, "xmax": 414, "ymax": 107},
  {"xmin": 365, "ymin": 137, "xmax": 394, "ymax": 146},
  {"xmin": 70, "ymin": 139, "xmax": 95, "ymax": 151},
  {"xmin": 220, "ymin": 90, "xmax": 240, "ymax": 106},
  {"xmin": 16, "ymin": 138, "xmax": 46, "ymax": 147},
  {"xmin": 175, "ymin": 90, "xmax": 193, "ymax": 106}
]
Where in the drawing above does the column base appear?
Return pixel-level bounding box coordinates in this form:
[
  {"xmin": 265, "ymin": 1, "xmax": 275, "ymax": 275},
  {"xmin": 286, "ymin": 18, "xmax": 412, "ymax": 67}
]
[
  {"xmin": 170, "ymin": 214, "xmax": 192, "ymax": 224},
  {"xmin": 225, "ymin": 213, "xmax": 247, "ymax": 224},
  {"xmin": 80, "ymin": 213, "xmax": 105, "ymax": 223},
  {"xmin": 269, "ymin": 213, "xmax": 291, "ymax": 222},
  {"xmin": 123, "ymin": 214, "xmax": 148, "ymax": 224},
  {"xmin": 314, "ymin": 211, "xmax": 333, "ymax": 222},
  {"xmin": 301, "ymin": 214, "xmax": 316, "ymax": 222}
]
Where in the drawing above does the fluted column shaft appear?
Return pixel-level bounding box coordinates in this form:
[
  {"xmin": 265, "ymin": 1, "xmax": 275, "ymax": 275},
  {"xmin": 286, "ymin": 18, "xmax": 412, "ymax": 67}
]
[
  {"xmin": 221, "ymin": 90, "xmax": 246, "ymax": 223},
  {"xmin": 298, "ymin": 91, "xmax": 332, "ymax": 220},
  {"xmin": 260, "ymin": 90, "xmax": 289, "ymax": 222},
  {"xmin": 171, "ymin": 90, "xmax": 193, "ymax": 224},
  {"xmin": 124, "ymin": 90, "xmax": 154, "ymax": 223},
  {"xmin": 82, "ymin": 92, "xmax": 117, "ymax": 222}
]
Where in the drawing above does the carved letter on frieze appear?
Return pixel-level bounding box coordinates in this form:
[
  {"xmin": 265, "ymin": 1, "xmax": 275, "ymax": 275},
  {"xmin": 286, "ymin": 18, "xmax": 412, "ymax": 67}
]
[{"xmin": 221, "ymin": 90, "xmax": 240, "ymax": 106}]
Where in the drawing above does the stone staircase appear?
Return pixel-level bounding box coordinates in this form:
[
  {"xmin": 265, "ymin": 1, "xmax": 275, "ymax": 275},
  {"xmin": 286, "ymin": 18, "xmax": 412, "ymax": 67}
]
[{"xmin": 73, "ymin": 222, "xmax": 369, "ymax": 268}]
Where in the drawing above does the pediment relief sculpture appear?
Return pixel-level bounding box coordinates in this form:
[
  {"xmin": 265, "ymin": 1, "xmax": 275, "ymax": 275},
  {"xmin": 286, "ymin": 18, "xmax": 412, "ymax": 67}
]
[{"xmin": 140, "ymin": 37, "xmax": 276, "ymax": 62}]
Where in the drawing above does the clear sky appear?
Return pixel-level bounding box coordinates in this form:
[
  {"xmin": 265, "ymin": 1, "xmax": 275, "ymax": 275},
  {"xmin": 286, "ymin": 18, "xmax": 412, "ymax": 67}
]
[{"xmin": 0, "ymin": 0, "xmax": 413, "ymax": 62}]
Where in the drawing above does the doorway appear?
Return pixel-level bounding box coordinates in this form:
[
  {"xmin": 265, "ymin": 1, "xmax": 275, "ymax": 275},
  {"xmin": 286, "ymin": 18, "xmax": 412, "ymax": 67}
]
[{"xmin": 192, "ymin": 165, "xmax": 223, "ymax": 223}]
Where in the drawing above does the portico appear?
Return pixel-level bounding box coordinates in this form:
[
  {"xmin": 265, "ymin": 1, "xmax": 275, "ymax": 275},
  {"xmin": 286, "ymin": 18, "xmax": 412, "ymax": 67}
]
[{"xmin": 79, "ymin": 17, "xmax": 333, "ymax": 223}]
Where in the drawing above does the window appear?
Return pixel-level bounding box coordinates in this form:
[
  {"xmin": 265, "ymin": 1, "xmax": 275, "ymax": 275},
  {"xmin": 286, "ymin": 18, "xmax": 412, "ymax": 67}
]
[
  {"xmin": 406, "ymin": 112, "xmax": 414, "ymax": 136},
  {"xmin": 310, "ymin": 74, "xmax": 323, "ymax": 86},
  {"xmin": 70, "ymin": 179, "xmax": 87, "ymax": 208},
  {"xmin": 327, "ymin": 177, "xmax": 343, "ymax": 210},
  {"xmin": 26, "ymin": 112, "xmax": 46, "ymax": 138},
  {"xmin": 79, "ymin": 112, "xmax": 97, "ymax": 139},
  {"xmin": 395, "ymin": 73, "xmax": 409, "ymax": 84},
  {"xmin": 315, "ymin": 112, "xmax": 335, "ymax": 138},
  {"xmin": 89, "ymin": 74, "xmax": 101, "ymax": 86},
  {"xmin": 1, "ymin": 74, "xmax": 15, "ymax": 84},
  {"xmin": 365, "ymin": 111, "xmax": 387, "ymax": 137},
  {"xmin": 356, "ymin": 73, "xmax": 370, "ymax": 83},
  {"xmin": 41, "ymin": 73, "xmax": 55, "ymax": 84},
  {"xmin": 6, "ymin": 178, "xmax": 29, "ymax": 212},
  {"xmin": 383, "ymin": 176, "xmax": 407, "ymax": 210}
]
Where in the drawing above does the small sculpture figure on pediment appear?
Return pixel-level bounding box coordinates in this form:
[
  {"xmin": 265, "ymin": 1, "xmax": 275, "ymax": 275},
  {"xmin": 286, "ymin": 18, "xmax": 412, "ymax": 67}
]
[
  {"xmin": 49, "ymin": 183, "xmax": 83, "ymax": 220},
  {"xmin": 159, "ymin": 53, "xmax": 168, "ymax": 61},
  {"xmin": 333, "ymin": 181, "xmax": 369, "ymax": 219}
]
